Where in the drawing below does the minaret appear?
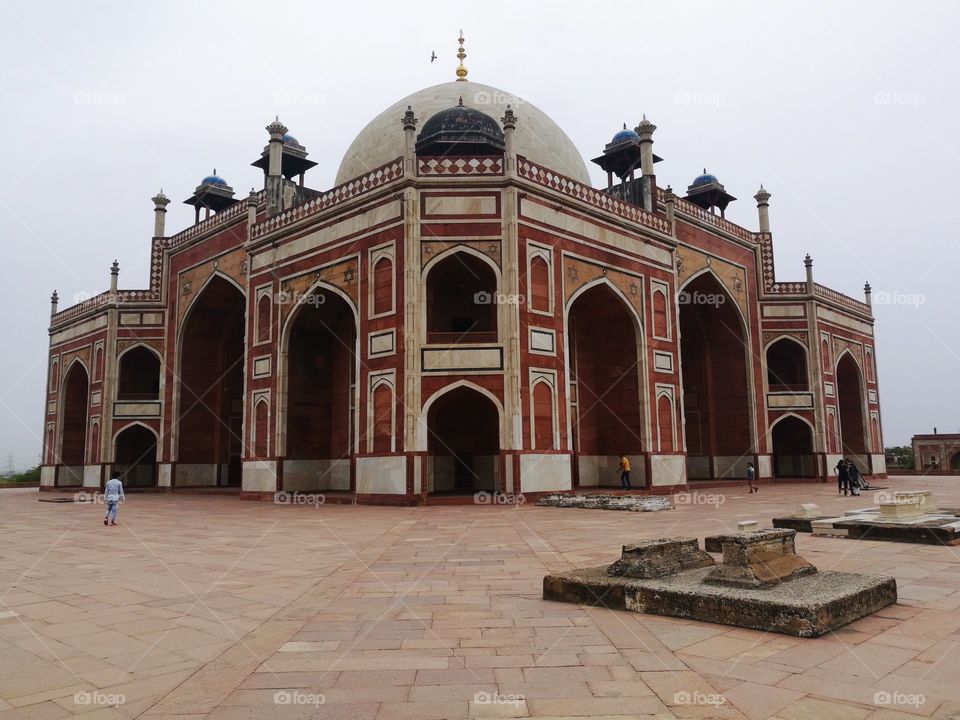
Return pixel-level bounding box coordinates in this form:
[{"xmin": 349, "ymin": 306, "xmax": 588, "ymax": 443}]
[
  {"xmin": 663, "ymin": 185, "xmax": 677, "ymax": 229},
  {"xmin": 110, "ymin": 260, "xmax": 119, "ymax": 294},
  {"xmin": 864, "ymin": 281, "xmax": 872, "ymax": 309},
  {"xmin": 246, "ymin": 188, "xmax": 259, "ymax": 227},
  {"xmin": 50, "ymin": 290, "xmax": 58, "ymax": 318},
  {"xmin": 265, "ymin": 116, "xmax": 287, "ymax": 217},
  {"xmin": 501, "ymin": 105, "xmax": 517, "ymax": 175},
  {"xmin": 151, "ymin": 190, "xmax": 170, "ymax": 238},
  {"xmin": 804, "ymin": 254, "xmax": 814, "ymax": 292},
  {"xmin": 754, "ymin": 185, "xmax": 772, "ymax": 233},
  {"xmin": 455, "ymin": 30, "xmax": 468, "ymax": 81},
  {"xmin": 636, "ymin": 115, "xmax": 657, "ymax": 212},
  {"xmin": 402, "ymin": 106, "xmax": 418, "ymax": 174}
]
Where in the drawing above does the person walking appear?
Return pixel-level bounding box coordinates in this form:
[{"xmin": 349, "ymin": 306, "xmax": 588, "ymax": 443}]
[
  {"xmin": 618, "ymin": 454, "xmax": 632, "ymax": 490},
  {"xmin": 103, "ymin": 474, "xmax": 124, "ymax": 526},
  {"xmin": 746, "ymin": 462, "xmax": 758, "ymax": 493},
  {"xmin": 835, "ymin": 459, "xmax": 851, "ymax": 496}
]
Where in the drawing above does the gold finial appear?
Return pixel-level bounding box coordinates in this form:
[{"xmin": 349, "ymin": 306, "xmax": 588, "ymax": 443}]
[{"xmin": 455, "ymin": 29, "xmax": 468, "ymax": 82}]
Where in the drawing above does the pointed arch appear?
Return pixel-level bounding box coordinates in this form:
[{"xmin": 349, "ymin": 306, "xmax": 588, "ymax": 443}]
[
  {"xmin": 58, "ymin": 358, "xmax": 90, "ymax": 469},
  {"xmin": 769, "ymin": 412, "xmax": 816, "ymax": 478},
  {"xmin": 679, "ymin": 267, "xmax": 749, "ymax": 331},
  {"xmin": 835, "ymin": 351, "xmax": 868, "ymax": 457},
  {"xmin": 117, "ymin": 343, "xmax": 162, "ymax": 401},
  {"xmin": 112, "ymin": 421, "xmax": 159, "ymax": 488},
  {"xmin": 418, "ymin": 380, "xmax": 505, "ymax": 452},
  {"xmin": 765, "ymin": 335, "xmax": 809, "ymax": 391},
  {"xmin": 423, "ymin": 246, "xmax": 500, "ymax": 344},
  {"xmin": 530, "ymin": 377, "xmax": 557, "ymax": 450}
]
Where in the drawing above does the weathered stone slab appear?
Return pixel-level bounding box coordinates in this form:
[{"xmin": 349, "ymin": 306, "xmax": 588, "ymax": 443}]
[
  {"xmin": 892, "ymin": 489, "xmax": 936, "ymax": 513},
  {"xmin": 772, "ymin": 505, "xmax": 833, "ymax": 532},
  {"xmin": 795, "ymin": 503, "xmax": 822, "ymax": 519},
  {"xmin": 737, "ymin": 520, "xmax": 759, "ymax": 531},
  {"xmin": 879, "ymin": 499, "xmax": 924, "ymax": 521},
  {"xmin": 543, "ymin": 565, "xmax": 897, "ymax": 638},
  {"xmin": 835, "ymin": 515, "xmax": 960, "ymax": 545},
  {"xmin": 607, "ymin": 538, "xmax": 714, "ymax": 579},
  {"xmin": 535, "ymin": 494, "xmax": 672, "ymax": 512},
  {"xmin": 703, "ymin": 529, "xmax": 815, "ymax": 589}
]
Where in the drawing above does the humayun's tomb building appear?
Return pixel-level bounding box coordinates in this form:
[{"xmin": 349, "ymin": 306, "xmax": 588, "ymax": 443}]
[{"xmin": 39, "ymin": 38, "xmax": 886, "ymax": 502}]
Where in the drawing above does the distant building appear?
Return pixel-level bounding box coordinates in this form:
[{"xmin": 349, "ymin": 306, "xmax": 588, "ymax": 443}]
[
  {"xmin": 39, "ymin": 36, "xmax": 886, "ymax": 501},
  {"xmin": 912, "ymin": 432, "xmax": 960, "ymax": 471}
]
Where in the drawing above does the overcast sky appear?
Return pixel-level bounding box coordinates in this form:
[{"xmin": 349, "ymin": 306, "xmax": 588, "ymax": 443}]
[{"xmin": 0, "ymin": 0, "xmax": 956, "ymax": 470}]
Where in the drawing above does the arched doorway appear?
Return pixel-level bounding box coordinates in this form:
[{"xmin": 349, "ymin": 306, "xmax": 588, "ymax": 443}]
[
  {"xmin": 115, "ymin": 425, "xmax": 158, "ymax": 488},
  {"xmin": 836, "ymin": 353, "xmax": 867, "ymax": 466},
  {"xmin": 425, "ymin": 251, "xmax": 498, "ymax": 344},
  {"xmin": 771, "ymin": 416, "xmax": 815, "ymax": 478},
  {"xmin": 951, "ymin": 453, "xmax": 960, "ymax": 471},
  {"xmin": 59, "ymin": 361, "xmax": 89, "ymax": 486},
  {"xmin": 766, "ymin": 338, "xmax": 808, "ymax": 391},
  {"xmin": 284, "ymin": 288, "xmax": 357, "ymax": 492},
  {"xmin": 427, "ymin": 386, "xmax": 500, "ymax": 495},
  {"xmin": 176, "ymin": 276, "xmax": 245, "ymax": 487},
  {"xmin": 118, "ymin": 346, "xmax": 161, "ymax": 400},
  {"xmin": 567, "ymin": 282, "xmax": 644, "ymax": 487},
  {"xmin": 679, "ymin": 273, "xmax": 752, "ymax": 479}
]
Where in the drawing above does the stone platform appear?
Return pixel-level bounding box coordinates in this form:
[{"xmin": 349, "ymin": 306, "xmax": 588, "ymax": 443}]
[
  {"xmin": 536, "ymin": 493, "xmax": 672, "ymax": 512},
  {"xmin": 544, "ymin": 531, "xmax": 897, "ymax": 637}
]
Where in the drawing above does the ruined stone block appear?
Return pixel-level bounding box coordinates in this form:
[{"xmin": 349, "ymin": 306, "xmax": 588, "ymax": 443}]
[
  {"xmin": 704, "ymin": 529, "xmax": 815, "ymax": 589},
  {"xmin": 607, "ymin": 537, "xmax": 714, "ymax": 579}
]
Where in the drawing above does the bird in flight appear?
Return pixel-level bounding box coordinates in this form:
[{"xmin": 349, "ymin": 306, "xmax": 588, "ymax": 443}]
[{"xmin": 430, "ymin": 51, "xmax": 437, "ymax": 63}]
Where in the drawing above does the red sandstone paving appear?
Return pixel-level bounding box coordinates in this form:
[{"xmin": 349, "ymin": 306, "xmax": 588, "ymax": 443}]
[{"xmin": 3, "ymin": 478, "xmax": 960, "ymax": 718}]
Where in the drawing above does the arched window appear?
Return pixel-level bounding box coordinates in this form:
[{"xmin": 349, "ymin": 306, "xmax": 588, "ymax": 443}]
[
  {"xmin": 657, "ymin": 394, "xmax": 674, "ymax": 452},
  {"xmin": 766, "ymin": 338, "xmax": 808, "ymax": 391},
  {"xmin": 254, "ymin": 400, "xmax": 269, "ymax": 457},
  {"xmin": 372, "ymin": 382, "xmax": 393, "ymax": 452},
  {"xmin": 94, "ymin": 346, "xmax": 103, "ymax": 381},
  {"xmin": 821, "ymin": 339, "xmax": 831, "ymax": 373},
  {"xmin": 256, "ymin": 294, "xmax": 271, "ymax": 343},
  {"xmin": 532, "ymin": 381, "xmax": 554, "ymax": 450},
  {"xmin": 652, "ymin": 290, "xmax": 668, "ymax": 338},
  {"xmin": 373, "ymin": 257, "xmax": 393, "ymax": 315},
  {"xmin": 49, "ymin": 360, "xmax": 59, "ymax": 393},
  {"xmin": 117, "ymin": 347, "xmax": 161, "ymax": 401},
  {"xmin": 426, "ymin": 252, "xmax": 497, "ymax": 343},
  {"xmin": 529, "ymin": 255, "xmax": 550, "ymax": 312},
  {"xmin": 89, "ymin": 421, "xmax": 100, "ymax": 464}
]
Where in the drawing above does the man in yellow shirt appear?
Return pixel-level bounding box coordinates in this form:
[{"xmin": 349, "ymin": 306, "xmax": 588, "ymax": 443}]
[{"xmin": 618, "ymin": 454, "xmax": 632, "ymax": 490}]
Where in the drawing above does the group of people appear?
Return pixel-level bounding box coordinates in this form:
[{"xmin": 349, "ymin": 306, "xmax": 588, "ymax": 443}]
[{"xmin": 835, "ymin": 458, "xmax": 870, "ymax": 496}]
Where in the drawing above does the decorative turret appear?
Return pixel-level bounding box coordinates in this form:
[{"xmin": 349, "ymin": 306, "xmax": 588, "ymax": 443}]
[
  {"xmin": 686, "ymin": 169, "xmax": 736, "ymax": 218},
  {"xmin": 804, "ymin": 254, "xmax": 814, "ymax": 292},
  {"xmin": 183, "ymin": 169, "xmax": 238, "ymax": 223},
  {"xmin": 663, "ymin": 185, "xmax": 677, "ymax": 227},
  {"xmin": 501, "ymin": 105, "xmax": 517, "ymax": 174},
  {"xmin": 110, "ymin": 260, "xmax": 119, "ymax": 294},
  {"xmin": 246, "ymin": 188, "xmax": 259, "ymax": 226},
  {"xmin": 151, "ymin": 190, "xmax": 170, "ymax": 238},
  {"xmin": 401, "ymin": 106, "xmax": 418, "ymax": 173},
  {"xmin": 50, "ymin": 290, "xmax": 58, "ymax": 317},
  {"xmin": 864, "ymin": 281, "xmax": 872, "ymax": 308},
  {"xmin": 591, "ymin": 117, "xmax": 662, "ymax": 209},
  {"xmin": 252, "ymin": 118, "xmax": 316, "ymax": 190},
  {"xmin": 416, "ymin": 98, "xmax": 505, "ymax": 157},
  {"xmin": 754, "ymin": 185, "xmax": 771, "ymax": 233}
]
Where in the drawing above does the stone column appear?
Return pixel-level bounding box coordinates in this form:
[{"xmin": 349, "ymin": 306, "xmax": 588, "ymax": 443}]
[
  {"xmin": 636, "ymin": 116, "xmax": 657, "ymax": 212},
  {"xmin": 50, "ymin": 290, "xmax": 58, "ymax": 318},
  {"xmin": 864, "ymin": 282, "xmax": 872, "ymax": 310},
  {"xmin": 110, "ymin": 260, "xmax": 119, "ymax": 294},
  {"xmin": 663, "ymin": 186, "xmax": 676, "ymax": 234},
  {"xmin": 265, "ymin": 117, "xmax": 287, "ymax": 217},
  {"xmin": 151, "ymin": 191, "xmax": 170, "ymax": 238},
  {"xmin": 804, "ymin": 254, "xmax": 814, "ymax": 293},
  {"xmin": 755, "ymin": 186, "xmax": 771, "ymax": 233}
]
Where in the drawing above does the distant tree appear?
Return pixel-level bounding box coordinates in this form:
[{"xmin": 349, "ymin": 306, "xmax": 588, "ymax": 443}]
[{"xmin": 885, "ymin": 445, "xmax": 914, "ymax": 468}]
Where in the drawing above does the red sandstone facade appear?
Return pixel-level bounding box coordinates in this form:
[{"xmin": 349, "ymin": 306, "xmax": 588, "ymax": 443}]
[{"xmin": 40, "ymin": 80, "xmax": 886, "ymax": 502}]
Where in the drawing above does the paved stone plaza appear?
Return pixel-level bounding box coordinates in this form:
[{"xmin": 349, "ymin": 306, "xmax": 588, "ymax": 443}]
[{"xmin": 3, "ymin": 479, "xmax": 960, "ymax": 719}]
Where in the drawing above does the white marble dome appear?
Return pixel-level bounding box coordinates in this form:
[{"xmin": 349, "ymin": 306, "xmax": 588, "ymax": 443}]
[{"xmin": 335, "ymin": 81, "xmax": 591, "ymax": 185}]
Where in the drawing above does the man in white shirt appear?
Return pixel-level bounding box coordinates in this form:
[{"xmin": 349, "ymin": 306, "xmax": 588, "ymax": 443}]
[{"xmin": 103, "ymin": 474, "xmax": 124, "ymax": 526}]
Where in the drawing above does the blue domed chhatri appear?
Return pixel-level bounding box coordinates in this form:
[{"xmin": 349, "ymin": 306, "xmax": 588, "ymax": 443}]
[
  {"xmin": 282, "ymin": 133, "xmax": 302, "ymax": 148},
  {"xmin": 201, "ymin": 170, "xmax": 228, "ymax": 187},
  {"xmin": 691, "ymin": 169, "xmax": 719, "ymax": 187},
  {"xmin": 611, "ymin": 124, "xmax": 640, "ymax": 144}
]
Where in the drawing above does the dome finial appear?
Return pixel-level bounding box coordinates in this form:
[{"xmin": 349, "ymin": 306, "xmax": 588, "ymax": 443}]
[{"xmin": 455, "ymin": 29, "xmax": 468, "ymax": 82}]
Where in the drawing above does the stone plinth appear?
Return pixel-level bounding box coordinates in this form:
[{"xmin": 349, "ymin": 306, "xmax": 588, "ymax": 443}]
[
  {"xmin": 772, "ymin": 504, "xmax": 833, "ymax": 532},
  {"xmin": 536, "ymin": 494, "xmax": 672, "ymax": 512},
  {"xmin": 543, "ymin": 532, "xmax": 898, "ymax": 637},
  {"xmin": 703, "ymin": 530, "xmax": 816, "ymax": 589},
  {"xmin": 737, "ymin": 520, "xmax": 759, "ymax": 531},
  {"xmin": 607, "ymin": 538, "xmax": 714, "ymax": 579},
  {"xmin": 892, "ymin": 490, "xmax": 936, "ymax": 513},
  {"xmin": 795, "ymin": 503, "xmax": 822, "ymax": 518},
  {"xmin": 879, "ymin": 499, "xmax": 924, "ymax": 521}
]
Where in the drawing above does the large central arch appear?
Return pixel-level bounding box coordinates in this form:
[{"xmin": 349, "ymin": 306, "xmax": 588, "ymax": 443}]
[
  {"xmin": 58, "ymin": 360, "xmax": 89, "ymax": 487},
  {"xmin": 566, "ymin": 280, "xmax": 648, "ymax": 488},
  {"xmin": 175, "ymin": 274, "xmax": 246, "ymax": 487},
  {"xmin": 836, "ymin": 352, "xmax": 868, "ymax": 465},
  {"xmin": 678, "ymin": 271, "xmax": 753, "ymax": 480},
  {"xmin": 280, "ymin": 284, "xmax": 358, "ymax": 492}
]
